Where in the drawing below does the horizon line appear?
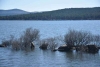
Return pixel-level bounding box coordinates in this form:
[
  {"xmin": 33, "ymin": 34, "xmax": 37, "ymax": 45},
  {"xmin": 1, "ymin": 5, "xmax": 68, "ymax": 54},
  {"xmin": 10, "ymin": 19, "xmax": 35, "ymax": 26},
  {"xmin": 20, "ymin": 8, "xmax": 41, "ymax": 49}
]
[{"xmin": 0, "ymin": 6, "xmax": 100, "ymax": 12}]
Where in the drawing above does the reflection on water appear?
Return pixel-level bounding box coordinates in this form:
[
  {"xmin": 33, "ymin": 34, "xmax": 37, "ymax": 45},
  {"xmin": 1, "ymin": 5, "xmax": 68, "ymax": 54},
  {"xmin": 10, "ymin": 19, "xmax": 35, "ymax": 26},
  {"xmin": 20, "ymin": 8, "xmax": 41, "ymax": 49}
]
[{"xmin": 0, "ymin": 48, "xmax": 100, "ymax": 67}]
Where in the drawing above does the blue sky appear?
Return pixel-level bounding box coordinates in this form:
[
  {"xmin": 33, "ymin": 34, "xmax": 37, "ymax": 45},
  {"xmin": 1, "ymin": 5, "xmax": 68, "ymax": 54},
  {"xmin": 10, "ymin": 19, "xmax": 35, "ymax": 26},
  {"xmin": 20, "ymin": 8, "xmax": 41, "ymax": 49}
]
[{"xmin": 0, "ymin": 0, "xmax": 100, "ymax": 12}]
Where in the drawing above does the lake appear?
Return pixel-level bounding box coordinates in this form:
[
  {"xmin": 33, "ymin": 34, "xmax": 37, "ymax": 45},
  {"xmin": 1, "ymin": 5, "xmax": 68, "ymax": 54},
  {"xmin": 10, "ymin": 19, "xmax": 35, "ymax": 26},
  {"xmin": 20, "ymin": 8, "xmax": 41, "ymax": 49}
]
[{"xmin": 0, "ymin": 20, "xmax": 100, "ymax": 67}]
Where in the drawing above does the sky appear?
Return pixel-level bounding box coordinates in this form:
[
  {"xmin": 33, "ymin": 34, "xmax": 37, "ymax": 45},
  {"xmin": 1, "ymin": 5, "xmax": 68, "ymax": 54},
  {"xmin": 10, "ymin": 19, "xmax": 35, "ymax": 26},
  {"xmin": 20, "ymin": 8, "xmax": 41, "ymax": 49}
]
[{"xmin": 0, "ymin": 0, "xmax": 100, "ymax": 12}]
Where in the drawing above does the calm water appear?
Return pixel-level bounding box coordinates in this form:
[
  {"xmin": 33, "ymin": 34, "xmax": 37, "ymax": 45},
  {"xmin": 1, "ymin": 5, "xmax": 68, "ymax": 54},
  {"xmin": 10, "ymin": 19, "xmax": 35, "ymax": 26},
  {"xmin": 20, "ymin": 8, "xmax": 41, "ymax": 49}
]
[{"xmin": 0, "ymin": 20, "xmax": 100, "ymax": 67}]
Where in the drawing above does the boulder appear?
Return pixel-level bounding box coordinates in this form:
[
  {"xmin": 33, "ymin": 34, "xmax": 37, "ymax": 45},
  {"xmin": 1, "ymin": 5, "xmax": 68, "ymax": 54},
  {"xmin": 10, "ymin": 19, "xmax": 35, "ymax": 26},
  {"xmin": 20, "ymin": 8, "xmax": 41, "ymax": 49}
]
[
  {"xmin": 0, "ymin": 45, "xmax": 5, "ymax": 47},
  {"xmin": 75, "ymin": 45, "xmax": 99, "ymax": 53},
  {"xmin": 85, "ymin": 45, "xmax": 99, "ymax": 53},
  {"xmin": 0, "ymin": 41, "xmax": 10, "ymax": 47},
  {"xmin": 58, "ymin": 45, "xmax": 72, "ymax": 52},
  {"xmin": 30, "ymin": 42, "xmax": 35, "ymax": 49},
  {"xmin": 39, "ymin": 43, "xmax": 48, "ymax": 50},
  {"xmin": 0, "ymin": 43, "xmax": 7, "ymax": 47},
  {"xmin": 98, "ymin": 46, "xmax": 100, "ymax": 49},
  {"xmin": 52, "ymin": 48, "xmax": 58, "ymax": 51}
]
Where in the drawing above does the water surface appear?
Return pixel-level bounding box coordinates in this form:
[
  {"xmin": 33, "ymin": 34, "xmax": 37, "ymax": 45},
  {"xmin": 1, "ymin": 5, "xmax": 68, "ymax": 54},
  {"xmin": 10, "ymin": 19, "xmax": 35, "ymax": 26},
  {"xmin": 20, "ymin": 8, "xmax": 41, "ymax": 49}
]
[{"xmin": 0, "ymin": 20, "xmax": 100, "ymax": 67}]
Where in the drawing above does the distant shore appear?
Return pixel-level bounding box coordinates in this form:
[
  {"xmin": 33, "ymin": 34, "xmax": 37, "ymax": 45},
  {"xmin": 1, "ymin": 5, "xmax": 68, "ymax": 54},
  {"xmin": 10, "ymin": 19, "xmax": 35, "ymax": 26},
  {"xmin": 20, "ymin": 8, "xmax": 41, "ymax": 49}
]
[{"xmin": 0, "ymin": 7, "xmax": 100, "ymax": 20}]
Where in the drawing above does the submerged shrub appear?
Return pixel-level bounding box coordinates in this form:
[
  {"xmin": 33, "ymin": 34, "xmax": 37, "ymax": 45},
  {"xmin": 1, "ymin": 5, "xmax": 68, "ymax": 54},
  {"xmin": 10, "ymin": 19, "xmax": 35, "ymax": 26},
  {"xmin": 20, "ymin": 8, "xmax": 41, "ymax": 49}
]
[
  {"xmin": 1, "ymin": 28, "xmax": 100, "ymax": 52},
  {"xmin": 1, "ymin": 28, "xmax": 40, "ymax": 50},
  {"xmin": 47, "ymin": 37, "xmax": 58, "ymax": 50},
  {"xmin": 11, "ymin": 39, "xmax": 21, "ymax": 50},
  {"xmin": 92, "ymin": 35, "xmax": 100, "ymax": 46},
  {"xmin": 39, "ymin": 36, "xmax": 63, "ymax": 50},
  {"xmin": 1, "ymin": 35, "xmax": 14, "ymax": 47},
  {"xmin": 64, "ymin": 30, "xmax": 93, "ymax": 46},
  {"xmin": 20, "ymin": 28, "xmax": 40, "ymax": 50}
]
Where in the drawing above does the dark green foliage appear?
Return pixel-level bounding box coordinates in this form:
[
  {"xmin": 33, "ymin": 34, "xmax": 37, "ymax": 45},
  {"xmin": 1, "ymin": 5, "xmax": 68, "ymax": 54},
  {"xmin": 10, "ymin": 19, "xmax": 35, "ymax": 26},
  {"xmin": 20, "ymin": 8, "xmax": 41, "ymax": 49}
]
[{"xmin": 0, "ymin": 7, "xmax": 100, "ymax": 20}]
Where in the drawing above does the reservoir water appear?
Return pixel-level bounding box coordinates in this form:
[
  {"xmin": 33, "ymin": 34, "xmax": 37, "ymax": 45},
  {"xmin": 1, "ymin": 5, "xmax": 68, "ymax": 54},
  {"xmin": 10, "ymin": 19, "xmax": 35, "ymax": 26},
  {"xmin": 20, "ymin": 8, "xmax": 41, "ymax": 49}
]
[{"xmin": 0, "ymin": 20, "xmax": 100, "ymax": 67}]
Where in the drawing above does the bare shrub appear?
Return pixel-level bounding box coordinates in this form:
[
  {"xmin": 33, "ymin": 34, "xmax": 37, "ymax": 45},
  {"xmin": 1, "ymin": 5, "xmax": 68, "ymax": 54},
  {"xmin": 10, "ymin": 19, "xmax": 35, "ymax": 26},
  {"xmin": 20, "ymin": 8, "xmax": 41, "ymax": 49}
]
[
  {"xmin": 19, "ymin": 28, "xmax": 40, "ymax": 49},
  {"xmin": 10, "ymin": 28, "xmax": 39, "ymax": 50},
  {"xmin": 1, "ymin": 28, "xmax": 40, "ymax": 50},
  {"xmin": 46, "ymin": 37, "xmax": 57, "ymax": 50},
  {"xmin": 11, "ymin": 39, "xmax": 21, "ymax": 50},
  {"xmin": 92, "ymin": 35, "xmax": 100, "ymax": 46},
  {"xmin": 64, "ymin": 30, "xmax": 93, "ymax": 46},
  {"xmin": 39, "ymin": 36, "xmax": 63, "ymax": 50},
  {"xmin": 1, "ymin": 35, "xmax": 14, "ymax": 47}
]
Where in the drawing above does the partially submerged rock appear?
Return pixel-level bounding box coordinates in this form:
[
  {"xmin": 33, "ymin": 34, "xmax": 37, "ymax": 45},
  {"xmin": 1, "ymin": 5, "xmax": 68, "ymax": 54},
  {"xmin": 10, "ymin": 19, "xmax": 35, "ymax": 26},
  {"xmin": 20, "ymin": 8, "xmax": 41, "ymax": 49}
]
[
  {"xmin": 52, "ymin": 48, "xmax": 58, "ymax": 51},
  {"xmin": 58, "ymin": 45, "xmax": 72, "ymax": 52},
  {"xmin": 85, "ymin": 45, "xmax": 99, "ymax": 53},
  {"xmin": 39, "ymin": 43, "xmax": 48, "ymax": 50},
  {"xmin": 0, "ymin": 44, "xmax": 6, "ymax": 47},
  {"xmin": 0, "ymin": 41, "xmax": 10, "ymax": 47},
  {"xmin": 30, "ymin": 42, "xmax": 35, "ymax": 49},
  {"xmin": 75, "ymin": 44, "xmax": 99, "ymax": 53}
]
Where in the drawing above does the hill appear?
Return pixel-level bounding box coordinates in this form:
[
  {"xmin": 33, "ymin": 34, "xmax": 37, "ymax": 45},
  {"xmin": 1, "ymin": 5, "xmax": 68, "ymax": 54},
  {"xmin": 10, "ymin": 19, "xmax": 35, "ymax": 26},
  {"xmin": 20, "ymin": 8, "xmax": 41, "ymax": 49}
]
[
  {"xmin": 0, "ymin": 7, "xmax": 100, "ymax": 20},
  {"xmin": 0, "ymin": 9, "xmax": 29, "ymax": 16}
]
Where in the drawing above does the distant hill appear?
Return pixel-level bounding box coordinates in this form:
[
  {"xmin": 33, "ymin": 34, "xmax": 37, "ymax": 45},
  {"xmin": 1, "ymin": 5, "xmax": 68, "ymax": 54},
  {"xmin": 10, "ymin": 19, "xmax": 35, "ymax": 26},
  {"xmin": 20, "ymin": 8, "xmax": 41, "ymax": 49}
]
[
  {"xmin": 0, "ymin": 9, "xmax": 29, "ymax": 16},
  {"xmin": 0, "ymin": 7, "xmax": 100, "ymax": 20}
]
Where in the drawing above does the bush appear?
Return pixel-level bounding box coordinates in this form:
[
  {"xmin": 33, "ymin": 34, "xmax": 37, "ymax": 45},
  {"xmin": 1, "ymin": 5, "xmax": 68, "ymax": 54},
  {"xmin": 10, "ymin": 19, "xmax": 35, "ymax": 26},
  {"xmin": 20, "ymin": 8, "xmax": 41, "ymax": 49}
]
[
  {"xmin": 11, "ymin": 39, "xmax": 21, "ymax": 50},
  {"xmin": 92, "ymin": 35, "xmax": 100, "ymax": 46},
  {"xmin": 40, "ymin": 36, "xmax": 63, "ymax": 50},
  {"xmin": 20, "ymin": 28, "xmax": 40, "ymax": 50},
  {"xmin": 64, "ymin": 30, "xmax": 93, "ymax": 46},
  {"xmin": 1, "ymin": 35, "xmax": 14, "ymax": 47},
  {"xmin": 1, "ymin": 28, "xmax": 40, "ymax": 50}
]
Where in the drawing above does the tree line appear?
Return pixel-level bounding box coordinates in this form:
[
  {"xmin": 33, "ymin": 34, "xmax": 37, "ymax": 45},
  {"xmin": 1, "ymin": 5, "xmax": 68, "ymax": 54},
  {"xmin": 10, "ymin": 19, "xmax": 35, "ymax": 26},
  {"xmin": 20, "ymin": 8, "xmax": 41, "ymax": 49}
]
[{"xmin": 0, "ymin": 7, "xmax": 100, "ymax": 20}]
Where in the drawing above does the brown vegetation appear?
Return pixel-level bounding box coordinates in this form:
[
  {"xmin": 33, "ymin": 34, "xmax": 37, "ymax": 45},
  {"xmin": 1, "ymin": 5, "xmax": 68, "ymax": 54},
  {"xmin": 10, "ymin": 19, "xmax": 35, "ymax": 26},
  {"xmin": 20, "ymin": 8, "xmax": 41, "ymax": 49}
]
[
  {"xmin": 0, "ymin": 29, "xmax": 100, "ymax": 53},
  {"xmin": 0, "ymin": 28, "xmax": 39, "ymax": 50},
  {"xmin": 39, "ymin": 37, "xmax": 61, "ymax": 50},
  {"xmin": 64, "ymin": 30, "xmax": 100, "ymax": 53}
]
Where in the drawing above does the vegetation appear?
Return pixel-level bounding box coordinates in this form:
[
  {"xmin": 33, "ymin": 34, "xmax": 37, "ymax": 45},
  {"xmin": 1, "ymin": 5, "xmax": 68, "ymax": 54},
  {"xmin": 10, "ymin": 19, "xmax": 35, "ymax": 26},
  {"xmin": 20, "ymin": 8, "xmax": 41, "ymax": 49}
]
[
  {"xmin": 64, "ymin": 30, "xmax": 92, "ymax": 46},
  {"xmin": 0, "ymin": 28, "xmax": 100, "ymax": 53},
  {"xmin": 20, "ymin": 28, "xmax": 39, "ymax": 50},
  {"xmin": 0, "ymin": 7, "xmax": 100, "ymax": 20},
  {"xmin": 39, "ymin": 37, "xmax": 62, "ymax": 50},
  {"xmin": 64, "ymin": 30, "xmax": 100, "ymax": 53},
  {"xmin": 0, "ymin": 28, "xmax": 40, "ymax": 50},
  {"xmin": 64, "ymin": 30, "xmax": 100, "ymax": 47}
]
